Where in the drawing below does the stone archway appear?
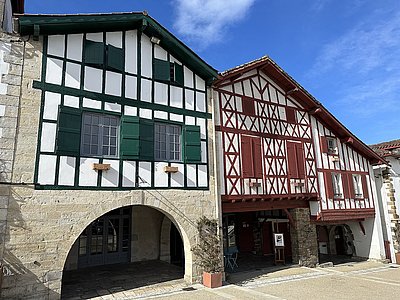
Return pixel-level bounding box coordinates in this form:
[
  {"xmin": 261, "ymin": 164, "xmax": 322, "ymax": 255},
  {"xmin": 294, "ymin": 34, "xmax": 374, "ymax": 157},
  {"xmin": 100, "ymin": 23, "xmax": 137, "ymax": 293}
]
[
  {"xmin": 328, "ymin": 225, "xmax": 356, "ymax": 256},
  {"xmin": 61, "ymin": 203, "xmax": 194, "ymax": 298}
]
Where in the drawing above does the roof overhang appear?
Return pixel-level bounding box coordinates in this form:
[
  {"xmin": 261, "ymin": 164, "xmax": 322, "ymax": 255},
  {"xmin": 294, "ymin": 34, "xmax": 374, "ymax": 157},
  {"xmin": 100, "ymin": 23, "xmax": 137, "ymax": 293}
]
[
  {"xmin": 16, "ymin": 12, "xmax": 218, "ymax": 84},
  {"xmin": 214, "ymin": 57, "xmax": 384, "ymax": 165}
]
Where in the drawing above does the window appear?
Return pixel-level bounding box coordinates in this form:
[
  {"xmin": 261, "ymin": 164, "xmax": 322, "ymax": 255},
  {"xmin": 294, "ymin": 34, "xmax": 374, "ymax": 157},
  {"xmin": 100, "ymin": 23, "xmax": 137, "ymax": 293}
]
[
  {"xmin": 320, "ymin": 136, "xmax": 338, "ymax": 155},
  {"xmin": 154, "ymin": 123, "xmax": 181, "ymax": 161},
  {"xmin": 332, "ymin": 173, "xmax": 342, "ymax": 198},
  {"xmin": 241, "ymin": 135, "xmax": 263, "ymax": 178},
  {"xmin": 84, "ymin": 40, "xmax": 124, "ymax": 72},
  {"xmin": 352, "ymin": 174, "xmax": 363, "ymax": 198},
  {"xmin": 327, "ymin": 138, "xmax": 337, "ymax": 154},
  {"xmin": 242, "ymin": 97, "xmax": 255, "ymax": 116},
  {"xmin": 153, "ymin": 58, "xmax": 184, "ymax": 85},
  {"xmin": 287, "ymin": 141, "xmax": 305, "ymax": 179},
  {"xmin": 81, "ymin": 113, "xmax": 119, "ymax": 157},
  {"xmin": 285, "ymin": 107, "xmax": 296, "ymax": 123}
]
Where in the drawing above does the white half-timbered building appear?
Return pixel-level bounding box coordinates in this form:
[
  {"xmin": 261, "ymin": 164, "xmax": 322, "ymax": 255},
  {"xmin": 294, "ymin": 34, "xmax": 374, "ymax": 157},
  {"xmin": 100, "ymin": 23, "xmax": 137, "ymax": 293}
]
[
  {"xmin": 1, "ymin": 12, "xmax": 218, "ymax": 299},
  {"xmin": 213, "ymin": 56, "xmax": 386, "ymax": 266}
]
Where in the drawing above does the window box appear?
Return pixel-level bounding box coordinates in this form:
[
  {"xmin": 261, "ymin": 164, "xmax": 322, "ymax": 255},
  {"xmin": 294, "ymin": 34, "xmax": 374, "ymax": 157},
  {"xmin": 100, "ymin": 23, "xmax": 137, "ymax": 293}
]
[
  {"xmin": 164, "ymin": 166, "xmax": 179, "ymax": 173},
  {"xmin": 92, "ymin": 163, "xmax": 111, "ymax": 171}
]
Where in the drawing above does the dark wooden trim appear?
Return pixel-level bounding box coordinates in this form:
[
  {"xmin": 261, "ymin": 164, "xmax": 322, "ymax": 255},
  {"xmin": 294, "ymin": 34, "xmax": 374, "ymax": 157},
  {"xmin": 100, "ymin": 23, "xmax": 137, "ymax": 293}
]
[
  {"xmin": 222, "ymin": 198, "xmax": 309, "ymax": 213},
  {"xmin": 317, "ymin": 208, "xmax": 375, "ymax": 222}
]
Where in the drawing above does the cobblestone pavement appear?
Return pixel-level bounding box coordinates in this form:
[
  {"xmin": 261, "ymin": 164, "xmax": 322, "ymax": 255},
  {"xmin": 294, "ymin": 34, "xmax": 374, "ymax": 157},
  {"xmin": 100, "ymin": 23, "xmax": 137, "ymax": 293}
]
[{"xmin": 62, "ymin": 260, "xmax": 400, "ymax": 299}]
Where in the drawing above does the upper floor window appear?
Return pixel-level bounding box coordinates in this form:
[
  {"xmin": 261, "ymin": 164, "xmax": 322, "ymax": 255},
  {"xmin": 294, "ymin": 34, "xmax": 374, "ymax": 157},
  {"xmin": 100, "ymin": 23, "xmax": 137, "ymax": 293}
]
[
  {"xmin": 285, "ymin": 107, "xmax": 296, "ymax": 123},
  {"xmin": 242, "ymin": 97, "xmax": 255, "ymax": 116},
  {"xmin": 332, "ymin": 173, "xmax": 343, "ymax": 198},
  {"xmin": 84, "ymin": 40, "xmax": 124, "ymax": 72},
  {"xmin": 287, "ymin": 141, "xmax": 305, "ymax": 179},
  {"xmin": 154, "ymin": 123, "xmax": 181, "ymax": 161},
  {"xmin": 320, "ymin": 136, "xmax": 338, "ymax": 155},
  {"xmin": 153, "ymin": 58, "xmax": 184, "ymax": 85},
  {"xmin": 81, "ymin": 113, "xmax": 119, "ymax": 157},
  {"xmin": 352, "ymin": 174, "xmax": 363, "ymax": 198},
  {"xmin": 241, "ymin": 135, "xmax": 263, "ymax": 178}
]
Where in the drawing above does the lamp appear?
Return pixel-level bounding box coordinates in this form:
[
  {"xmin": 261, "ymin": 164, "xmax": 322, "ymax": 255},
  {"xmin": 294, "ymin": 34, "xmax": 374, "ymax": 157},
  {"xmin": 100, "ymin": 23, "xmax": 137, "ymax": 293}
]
[{"xmin": 150, "ymin": 36, "xmax": 161, "ymax": 44}]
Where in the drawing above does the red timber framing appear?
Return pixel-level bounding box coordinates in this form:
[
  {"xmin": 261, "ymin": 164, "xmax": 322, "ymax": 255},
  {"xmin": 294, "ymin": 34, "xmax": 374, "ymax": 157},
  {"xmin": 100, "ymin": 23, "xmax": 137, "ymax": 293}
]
[{"xmin": 214, "ymin": 56, "xmax": 383, "ymax": 217}]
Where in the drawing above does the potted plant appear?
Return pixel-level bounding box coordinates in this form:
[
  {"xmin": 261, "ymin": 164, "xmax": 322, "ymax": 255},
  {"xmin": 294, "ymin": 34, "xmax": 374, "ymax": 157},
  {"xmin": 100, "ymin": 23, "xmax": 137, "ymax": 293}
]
[{"xmin": 191, "ymin": 216, "xmax": 224, "ymax": 288}]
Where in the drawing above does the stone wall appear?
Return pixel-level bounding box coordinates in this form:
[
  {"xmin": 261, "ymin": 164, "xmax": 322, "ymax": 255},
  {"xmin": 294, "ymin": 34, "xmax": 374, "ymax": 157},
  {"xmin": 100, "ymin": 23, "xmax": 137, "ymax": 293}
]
[
  {"xmin": 1, "ymin": 37, "xmax": 218, "ymax": 299},
  {"xmin": 290, "ymin": 208, "xmax": 318, "ymax": 267},
  {"xmin": 0, "ymin": 32, "xmax": 24, "ymax": 297}
]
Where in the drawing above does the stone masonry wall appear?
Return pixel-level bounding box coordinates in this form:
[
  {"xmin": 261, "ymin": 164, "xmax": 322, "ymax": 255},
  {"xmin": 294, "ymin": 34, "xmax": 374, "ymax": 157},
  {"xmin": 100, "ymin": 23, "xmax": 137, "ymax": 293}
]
[
  {"xmin": 290, "ymin": 207, "xmax": 318, "ymax": 267},
  {"xmin": 383, "ymin": 175, "xmax": 400, "ymax": 252},
  {"xmin": 1, "ymin": 37, "xmax": 218, "ymax": 299},
  {"xmin": 0, "ymin": 32, "xmax": 24, "ymax": 297}
]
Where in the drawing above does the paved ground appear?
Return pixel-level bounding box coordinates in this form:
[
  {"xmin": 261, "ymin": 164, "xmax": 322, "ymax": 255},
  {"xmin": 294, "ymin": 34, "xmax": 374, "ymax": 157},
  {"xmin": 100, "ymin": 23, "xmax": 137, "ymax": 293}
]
[{"xmin": 62, "ymin": 260, "xmax": 400, "ymax": 299}]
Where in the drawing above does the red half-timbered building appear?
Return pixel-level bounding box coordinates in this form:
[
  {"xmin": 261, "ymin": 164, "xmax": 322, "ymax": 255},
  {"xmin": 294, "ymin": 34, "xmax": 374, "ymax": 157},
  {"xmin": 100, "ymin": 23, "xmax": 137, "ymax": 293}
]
[{"xmin": 213, "ymin": 56, "xmax": 385, "ymax": 266}]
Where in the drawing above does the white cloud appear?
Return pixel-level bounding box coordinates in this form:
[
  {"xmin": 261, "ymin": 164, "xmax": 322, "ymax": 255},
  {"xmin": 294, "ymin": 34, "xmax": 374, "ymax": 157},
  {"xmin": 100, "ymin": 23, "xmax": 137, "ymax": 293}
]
[
  {"xmin": 311, "ymin": 12, "xmax": 400, "ymax": 76},
  {"xmin": 172, "ymin": 0, "xmax": 256, "ymax": 48},
  {"xmin": 310, "ymin": 0, "xmax": 332, "ymax": 12}
]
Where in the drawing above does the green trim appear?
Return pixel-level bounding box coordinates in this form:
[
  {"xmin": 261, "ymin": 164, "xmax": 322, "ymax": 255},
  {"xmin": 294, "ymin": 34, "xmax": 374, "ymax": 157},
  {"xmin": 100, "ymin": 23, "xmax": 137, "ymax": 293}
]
[
  {"xmin": 18, "ymin": 13, "xmax": 218, "ymax": 83},
  {"xmin": 33, "ymin": 80, "xmax": 212, "ymax": 119}
]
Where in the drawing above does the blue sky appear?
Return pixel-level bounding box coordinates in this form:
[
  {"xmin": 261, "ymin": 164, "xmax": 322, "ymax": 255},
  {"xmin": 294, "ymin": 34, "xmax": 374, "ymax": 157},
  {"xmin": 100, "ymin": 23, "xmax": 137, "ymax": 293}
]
[{"xmin": 25, "ymin": 0, "xmax": 400, "ymax": 145}]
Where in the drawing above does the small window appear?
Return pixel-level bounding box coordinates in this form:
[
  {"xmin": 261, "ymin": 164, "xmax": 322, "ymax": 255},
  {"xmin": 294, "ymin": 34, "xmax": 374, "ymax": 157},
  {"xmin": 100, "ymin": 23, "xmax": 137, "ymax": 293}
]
[
  {"xmin": 242, "ymin": 97, "xmax": 255, "ymax": 116},
  {"xmin": 352, "ymin": 174, "xmax": 363, "ymax": 198},
  {"xmin": 81, "ymin": 112, "xmax": 119, "ymax": 157},
  {"xmin": 154, "ymin": 123, "xmax": 182, "ymax": 161},
  {"xmin": 153, "ymin": 58, "xmax": 184, "ymax": 85},
  {"xmin": 285, "ymin": 107, "xmax": 296, "ymax": 123},
  {"xmin": 327, "ymin": 137, "xmax": 338, "ymax": 155},
  {"xmin": 332, "ymin": 173, "xmax": 343, "ymax": 198},
  {"xmin": 84, "ymin": 40, "xmax": 124, "ymax": 72}
]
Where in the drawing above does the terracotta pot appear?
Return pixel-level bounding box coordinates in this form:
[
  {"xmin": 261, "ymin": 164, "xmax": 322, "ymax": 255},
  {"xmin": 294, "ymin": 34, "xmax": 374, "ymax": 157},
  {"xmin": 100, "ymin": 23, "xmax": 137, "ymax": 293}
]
[
  {"xmin": 202, "ymin": 271, "xmax": 222, "ymax": 288},
  {"xmin": 395, "ymin": 252, "xmax": 400, "ymax": 264}
]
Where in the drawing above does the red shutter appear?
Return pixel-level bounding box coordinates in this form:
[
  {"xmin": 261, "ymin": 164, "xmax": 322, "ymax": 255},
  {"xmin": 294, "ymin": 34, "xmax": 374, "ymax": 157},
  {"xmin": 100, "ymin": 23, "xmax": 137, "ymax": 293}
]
[
  {"xmin": 320, "ymin": 136, "xmax": 328, "ymax": 153},
  {"xmin": 324, "ymin": 172, "xmax": 334, "ymax": 199},
  {"xmin": 242, "ymin": 97, "xmax": 255, "ymax": 116},
  {"xmin": 342, "ymin": 173, "xmax": 350, "ymax": 198},
  {"xmin": 286, "ymin": 107, "xmax": 296, "ymax": 123},
  {"xmin": 296, "ymin": 143, "xmax": 305, "ymax": 179},
  {"xmin": 287, "ymin": 142, "xmax": 298, "ymax": 178},
  {"xmin": 361, "ymin": 175, "xmax": 369, "ymax": 198},
  {"xmin": 348, "ymin": 174, "xmax": 356, "ymax": 199},
  {"xmin": 241, "ymin": 135, "xmax": 253, "ymax": 178},
  {"xmin": 252, "ymin": 138, "xmax": 263, "ymax": 178}
]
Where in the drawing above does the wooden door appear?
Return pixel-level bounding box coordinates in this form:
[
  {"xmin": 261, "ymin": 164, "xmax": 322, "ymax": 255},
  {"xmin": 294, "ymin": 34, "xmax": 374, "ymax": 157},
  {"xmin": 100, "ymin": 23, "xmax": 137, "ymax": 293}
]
[
  {"xmin": 237, "ymin": 213, "xmax": 254, "ymax": 253},
  {"xmin": 262, "ymin": 222, "xmax": 273, "ymax": 255}
]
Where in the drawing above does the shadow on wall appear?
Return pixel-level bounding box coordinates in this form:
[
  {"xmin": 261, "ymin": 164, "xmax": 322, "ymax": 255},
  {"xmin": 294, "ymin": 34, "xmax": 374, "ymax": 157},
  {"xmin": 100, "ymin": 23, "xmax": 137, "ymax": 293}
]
[{"xmin": 0, "ymin": 178, "xmax": 59, "ymax": 299}]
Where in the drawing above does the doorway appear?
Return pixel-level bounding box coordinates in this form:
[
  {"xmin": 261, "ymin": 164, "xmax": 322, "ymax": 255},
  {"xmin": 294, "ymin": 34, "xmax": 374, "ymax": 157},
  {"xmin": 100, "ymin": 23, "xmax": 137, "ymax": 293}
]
[{"xmin": 78, "ymin": 207, "xmax": 131, "ymax": 268}]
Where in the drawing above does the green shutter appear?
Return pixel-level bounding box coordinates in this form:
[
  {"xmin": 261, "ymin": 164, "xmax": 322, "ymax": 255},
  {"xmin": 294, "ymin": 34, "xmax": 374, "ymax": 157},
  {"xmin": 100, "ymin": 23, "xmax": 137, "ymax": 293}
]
[
  {"xmin": 120, "ymin": 117, "xmax": 154, "ymax": 160},
  {"xmin": 184, "ymin": 125, "xmax": 201, "ymax": 163},
  {"xmin": 153, "ymin": 58, "xmax": 170, "ymax": 81},
  {"xmin": 120, "ymin": 116, "xmax": 140, "ymax": 159},
  {"xmin": 56, "ymin": 106, "xmax": 82, "ymax": 156},
  {"xmin": 107, "ymin": 44, "xmax": 124, "ymax": 72},
  {"xmin": 174, "ymin": 62, "xmax": 184, "ymax": 85},
  {"xmin": 84, "ymin": 40, "xmax": 104, "ymax": 66},
  {"xmin": 139, "ymin": 118, "xmax": 154, "ymax": 160}
]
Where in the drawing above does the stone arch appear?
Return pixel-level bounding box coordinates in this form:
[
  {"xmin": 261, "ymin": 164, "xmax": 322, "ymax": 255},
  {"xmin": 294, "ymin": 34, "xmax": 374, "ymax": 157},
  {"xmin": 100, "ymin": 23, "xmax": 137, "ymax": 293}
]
[
  {"xmin": 328, "ymin": 224, "xmax": 355, "ymax": 256},
  {"xmin": 60, "ymin": 197, "xmax": 195, "ymax": 286}
]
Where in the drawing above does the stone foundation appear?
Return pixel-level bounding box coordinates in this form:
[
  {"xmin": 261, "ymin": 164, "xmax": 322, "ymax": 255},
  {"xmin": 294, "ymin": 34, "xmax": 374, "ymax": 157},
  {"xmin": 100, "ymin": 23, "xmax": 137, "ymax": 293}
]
[{"xmin": 290, "ymin": 208, "xmax": 318, "ymax": 267}]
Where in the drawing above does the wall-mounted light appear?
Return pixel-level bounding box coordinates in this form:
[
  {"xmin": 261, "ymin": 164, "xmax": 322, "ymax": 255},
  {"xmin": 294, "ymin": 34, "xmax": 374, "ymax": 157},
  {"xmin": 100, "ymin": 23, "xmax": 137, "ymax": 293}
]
[{"xmin": 150, "ymin": 36, "xmax": 161, "ymax": 44}]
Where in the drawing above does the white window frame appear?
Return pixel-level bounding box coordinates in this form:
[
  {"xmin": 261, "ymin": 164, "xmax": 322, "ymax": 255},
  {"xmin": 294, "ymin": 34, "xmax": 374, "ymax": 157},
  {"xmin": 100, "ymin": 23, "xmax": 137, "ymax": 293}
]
[
  {"xmin": 332, "ymin": 173, "xmax": 343, "ymax": 198},
  {"xmin": 327, "ymin": 137, "xmax": 338, "ymax": 155},
  {"xmin": 352, "ymin": 174, "xmax": 363, "ymax": 198},
  {"xmin": 81, "ymin": 112, "xmax": 120, "ymax": 158},
  {"xmin": 154, "ymin": 123, "xmax": 182, "ymax": 161}
]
